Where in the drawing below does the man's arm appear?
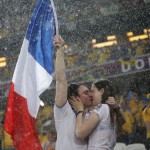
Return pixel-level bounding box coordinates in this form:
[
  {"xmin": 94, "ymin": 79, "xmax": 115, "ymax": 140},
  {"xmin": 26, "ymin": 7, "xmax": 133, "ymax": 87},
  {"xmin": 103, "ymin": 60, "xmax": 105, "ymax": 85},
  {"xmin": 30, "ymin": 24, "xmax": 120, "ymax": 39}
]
[{"xmin": 54, "ymin": 35, "xmax": 67, "ymax": 107}]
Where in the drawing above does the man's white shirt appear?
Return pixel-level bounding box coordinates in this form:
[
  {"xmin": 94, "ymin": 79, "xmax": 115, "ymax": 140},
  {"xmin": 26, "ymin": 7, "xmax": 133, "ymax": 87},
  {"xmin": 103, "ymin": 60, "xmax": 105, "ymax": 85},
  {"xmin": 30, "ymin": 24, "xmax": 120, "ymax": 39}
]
[{"xmin": 54, "ymin": 101, "xmax": 87, "ymax": 150}]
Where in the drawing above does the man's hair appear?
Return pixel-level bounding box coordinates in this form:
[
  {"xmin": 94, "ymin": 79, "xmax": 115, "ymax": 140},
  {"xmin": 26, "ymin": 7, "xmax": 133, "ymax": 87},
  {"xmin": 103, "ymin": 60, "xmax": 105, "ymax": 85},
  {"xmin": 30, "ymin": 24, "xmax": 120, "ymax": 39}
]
[{"xmin": 67, "ymin": 83, "xmax": 83, "ymax": 100}]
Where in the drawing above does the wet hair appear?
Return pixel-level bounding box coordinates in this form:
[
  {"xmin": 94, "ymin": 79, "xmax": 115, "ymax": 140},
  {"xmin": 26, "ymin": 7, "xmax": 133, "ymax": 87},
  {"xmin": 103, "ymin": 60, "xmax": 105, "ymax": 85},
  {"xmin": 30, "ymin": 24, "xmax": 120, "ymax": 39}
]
[
  {"xmin": 67, "ymin": 83, "xmax": 83, "ymax": 100},
  {"xmin": 93, "ymin": 79, "xmax": 116, "ymax": 103},
  {"xmin": 93, "ymin": 79, "xmax": 116, "ymax": 124}
]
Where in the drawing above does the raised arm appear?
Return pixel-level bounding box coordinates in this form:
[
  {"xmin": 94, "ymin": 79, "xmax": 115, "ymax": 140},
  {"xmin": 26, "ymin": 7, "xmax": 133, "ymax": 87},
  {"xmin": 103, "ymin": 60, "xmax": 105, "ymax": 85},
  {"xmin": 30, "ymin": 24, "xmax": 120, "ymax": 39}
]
[{"xmin": 54, "ymin": 35, "xmax": 68, "ymax": 107}]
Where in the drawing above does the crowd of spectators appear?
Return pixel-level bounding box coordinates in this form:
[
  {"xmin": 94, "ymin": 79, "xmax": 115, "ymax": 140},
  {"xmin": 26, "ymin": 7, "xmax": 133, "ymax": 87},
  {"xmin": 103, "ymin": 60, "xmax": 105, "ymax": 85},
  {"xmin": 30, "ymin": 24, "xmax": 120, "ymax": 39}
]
[
  {"xmin": 0, "ymin": 36, "xmax": 149, "ymax": 93},
  {"xmin": 56, "ymin": 0, "xmax": 150, "ymax": 25},
  {"xmin": 117, "ymin": 90, "xmax": 150, "ymax": 150},
  {"xmin": 64, "ymin": 38, "xmax": 150, "ymax": 69},
  {"xmin": 1, "ymin": 0, "xmax": 150, "ymax": 81}
]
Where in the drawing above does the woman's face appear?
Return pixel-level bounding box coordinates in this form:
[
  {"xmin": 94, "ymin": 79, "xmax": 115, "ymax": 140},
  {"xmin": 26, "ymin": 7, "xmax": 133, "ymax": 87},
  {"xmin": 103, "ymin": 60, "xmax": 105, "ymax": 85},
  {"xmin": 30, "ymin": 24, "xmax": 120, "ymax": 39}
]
[{"xmin": 91, "ymin": 84, "xmax": 103, "ymax": 106}]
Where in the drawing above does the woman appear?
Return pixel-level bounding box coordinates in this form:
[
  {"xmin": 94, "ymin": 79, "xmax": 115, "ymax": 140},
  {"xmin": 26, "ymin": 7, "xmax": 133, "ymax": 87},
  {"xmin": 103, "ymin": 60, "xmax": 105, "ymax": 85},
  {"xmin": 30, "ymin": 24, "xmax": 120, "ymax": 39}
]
[{"xmin": 71, "ymin": 79, "xmax": 125, "ymax": 150}]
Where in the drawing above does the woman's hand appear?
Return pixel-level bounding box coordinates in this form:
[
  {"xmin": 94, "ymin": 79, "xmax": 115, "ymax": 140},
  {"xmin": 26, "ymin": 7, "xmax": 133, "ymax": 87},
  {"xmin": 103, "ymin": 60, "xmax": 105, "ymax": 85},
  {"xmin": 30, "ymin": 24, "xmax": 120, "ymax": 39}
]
[
  {"xmin": 70, "ymin": 97, "xmax": 84, "ymax": 112},
  {"xmin": 106, "ymin": 97, "xmax": 120, "ymax": 109}
]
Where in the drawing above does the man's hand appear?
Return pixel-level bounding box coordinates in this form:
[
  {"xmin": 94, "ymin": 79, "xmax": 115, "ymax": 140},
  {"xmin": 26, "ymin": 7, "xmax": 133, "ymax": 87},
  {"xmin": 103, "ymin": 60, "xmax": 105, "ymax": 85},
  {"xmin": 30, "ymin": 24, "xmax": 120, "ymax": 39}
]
[
  {"xmin": 54, "ymin": 35, "xmax": 67, "ymax": 107},
  {"xmin": 53, "ymin": 35, "xmax": 64, "ymax": 49}
]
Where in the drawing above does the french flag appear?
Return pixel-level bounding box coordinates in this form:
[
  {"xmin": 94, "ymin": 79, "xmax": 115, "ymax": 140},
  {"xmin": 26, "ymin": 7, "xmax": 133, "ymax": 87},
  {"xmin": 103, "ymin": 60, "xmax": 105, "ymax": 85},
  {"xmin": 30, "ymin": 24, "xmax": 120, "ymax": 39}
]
[{"xmin": 4, "ymin": 0, "xmax": 58, "ymax": 149}]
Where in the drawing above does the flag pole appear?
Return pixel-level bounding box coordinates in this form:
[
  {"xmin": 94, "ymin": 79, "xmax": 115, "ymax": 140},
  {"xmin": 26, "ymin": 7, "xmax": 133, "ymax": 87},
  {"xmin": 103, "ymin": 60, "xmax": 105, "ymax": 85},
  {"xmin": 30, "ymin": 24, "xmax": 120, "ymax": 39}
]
[
  {"xmin": 4, "ymin": 0, "xmax": 58, "ymax": 149},
  {"xmin": 51, "ymin": 0, "xmax": 59, "ymax": 35}
]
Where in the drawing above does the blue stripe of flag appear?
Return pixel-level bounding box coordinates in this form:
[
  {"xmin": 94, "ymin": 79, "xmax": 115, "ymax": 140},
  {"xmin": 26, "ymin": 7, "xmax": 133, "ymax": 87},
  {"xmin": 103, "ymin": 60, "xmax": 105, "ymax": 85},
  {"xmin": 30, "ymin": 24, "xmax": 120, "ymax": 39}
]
[{"xmin": 26, "ymin": 0, "xmax": 56, "ymax": 75}]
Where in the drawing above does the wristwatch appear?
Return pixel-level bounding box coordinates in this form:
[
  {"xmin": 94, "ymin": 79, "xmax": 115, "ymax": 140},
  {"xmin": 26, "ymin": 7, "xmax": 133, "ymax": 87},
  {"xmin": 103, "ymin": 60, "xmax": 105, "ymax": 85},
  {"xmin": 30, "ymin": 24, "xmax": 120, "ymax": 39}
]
[{"xmin": 76, "ymin": 111, "xmax": 84, "ymax": 117}]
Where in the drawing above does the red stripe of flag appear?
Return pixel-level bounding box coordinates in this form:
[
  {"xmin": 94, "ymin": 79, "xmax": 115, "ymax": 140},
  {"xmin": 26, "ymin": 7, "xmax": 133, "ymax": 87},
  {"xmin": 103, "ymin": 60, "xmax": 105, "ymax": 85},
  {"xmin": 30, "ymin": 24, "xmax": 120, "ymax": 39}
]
[{"xmin": 4, "ymin": 83, "xmax": 42, "ymax": 150}]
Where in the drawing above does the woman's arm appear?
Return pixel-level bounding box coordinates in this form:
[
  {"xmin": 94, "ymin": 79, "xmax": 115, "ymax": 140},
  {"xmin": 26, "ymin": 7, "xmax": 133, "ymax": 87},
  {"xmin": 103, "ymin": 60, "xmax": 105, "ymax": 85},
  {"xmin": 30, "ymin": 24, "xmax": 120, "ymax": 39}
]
[
  {"xmin": 70, "ymin": 99, "xmax": 99, "ymax": 140},
  {"xmin": 75, "ymin": 111, "xmax": 99, "ymax": 140}
]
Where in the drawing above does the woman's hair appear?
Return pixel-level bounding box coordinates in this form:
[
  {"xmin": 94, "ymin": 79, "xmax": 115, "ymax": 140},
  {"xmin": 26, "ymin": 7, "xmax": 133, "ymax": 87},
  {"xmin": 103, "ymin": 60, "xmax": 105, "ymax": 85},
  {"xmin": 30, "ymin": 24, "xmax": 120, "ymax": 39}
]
[
  {"xmin": 67, "ymin": 83, "xmax": 83, "ymax": 100},
  {"xmin": 93, "ymin": 79, "xmax": 116, "ymax": 124},
  {"xmin": 94, "ymin": 79, "xmax": 116, "ymax": 103}
]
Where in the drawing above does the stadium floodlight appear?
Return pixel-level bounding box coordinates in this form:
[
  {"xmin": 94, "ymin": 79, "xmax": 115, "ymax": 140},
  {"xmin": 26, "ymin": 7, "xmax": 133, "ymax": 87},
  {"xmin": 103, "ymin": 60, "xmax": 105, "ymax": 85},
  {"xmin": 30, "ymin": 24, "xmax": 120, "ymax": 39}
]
[
  {"xmin": 92, "ymin": 39, "xmax": 96, "ymax": 44},
  {"xmin": 0, "ymin": 57, "xmax": 6, "ymax": 62},
  {"xmin": 144, "ymin": 29, "xmax": 150, "ymax": 34},
  {"xmin": 0, "ymin": 62, "xmax": 6, "ymax": 67},
  {"xmin": 127, "ymin": 32, "xmax": 134, "ymax": 37},
  {"xmin": 129, "ymin": 34, "xmax": 148, "ymax": 42},
  {"xmin": 107, "ymin": 35, "xmax": 116, "ymax": 41},
  {"xmin": 93, "ymin": 40, "xmax": 117, "ymax": 48},
  {"xmin": 0, "ymin": 57, "xmax": 6, "ymax": 67}
]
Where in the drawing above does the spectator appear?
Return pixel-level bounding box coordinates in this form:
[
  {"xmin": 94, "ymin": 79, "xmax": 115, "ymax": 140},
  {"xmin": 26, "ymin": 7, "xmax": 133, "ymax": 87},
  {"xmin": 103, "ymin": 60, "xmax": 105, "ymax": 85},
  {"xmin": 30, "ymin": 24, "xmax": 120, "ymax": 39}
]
[
  {"xmin": 121, "ymin": 97, "xmax": 135, "ymax": 144},
  {"xmin": 128, "ymin": 90, "xmax": 145, "ymax": 143},
  {"xmin": 42, "ymin": 130, "xmax": 56, "ymax": 150},
  {"xmin": 142, "ymin": 94, "xmax": 150, "ymax": 150}
]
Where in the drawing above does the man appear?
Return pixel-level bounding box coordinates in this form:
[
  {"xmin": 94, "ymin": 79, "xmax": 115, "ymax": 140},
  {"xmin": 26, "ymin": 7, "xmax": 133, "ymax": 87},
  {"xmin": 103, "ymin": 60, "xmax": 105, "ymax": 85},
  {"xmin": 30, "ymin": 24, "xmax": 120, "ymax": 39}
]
[
  {"xmin": 53, "ymin": 35, "xmax": 125, "ymax": 150},
  {"xmin": 54, "ymin": 35, "xmax": 92, "ymax": 150}
]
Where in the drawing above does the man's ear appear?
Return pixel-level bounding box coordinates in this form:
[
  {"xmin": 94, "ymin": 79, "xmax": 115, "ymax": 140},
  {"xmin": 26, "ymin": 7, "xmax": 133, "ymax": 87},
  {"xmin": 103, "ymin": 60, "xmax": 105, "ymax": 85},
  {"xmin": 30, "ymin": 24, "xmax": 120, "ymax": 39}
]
[
  {"xmin": 71, "ymin": 96, "xmax": 79, "ymax": 100},
  {"xmin": 101, "ymin": 88, "xmax": 104, "ymax": 95}
]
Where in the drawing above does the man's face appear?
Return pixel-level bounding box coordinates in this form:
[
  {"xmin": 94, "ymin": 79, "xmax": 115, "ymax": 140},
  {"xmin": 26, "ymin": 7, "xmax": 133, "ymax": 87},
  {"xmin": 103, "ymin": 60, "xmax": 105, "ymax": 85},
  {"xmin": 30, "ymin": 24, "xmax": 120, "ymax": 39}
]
[{"xmin": 78, "ymin": 85, "xmax": 93, "ymax": 108}]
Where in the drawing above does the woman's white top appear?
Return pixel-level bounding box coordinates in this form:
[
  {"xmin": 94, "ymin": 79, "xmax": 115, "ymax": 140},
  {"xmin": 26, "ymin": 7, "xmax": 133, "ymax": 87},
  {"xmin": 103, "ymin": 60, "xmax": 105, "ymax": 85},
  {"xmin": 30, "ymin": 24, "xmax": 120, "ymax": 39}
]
[{"xmin": 87, "ymin": 104, "xmax": 116, "ymax": 150}]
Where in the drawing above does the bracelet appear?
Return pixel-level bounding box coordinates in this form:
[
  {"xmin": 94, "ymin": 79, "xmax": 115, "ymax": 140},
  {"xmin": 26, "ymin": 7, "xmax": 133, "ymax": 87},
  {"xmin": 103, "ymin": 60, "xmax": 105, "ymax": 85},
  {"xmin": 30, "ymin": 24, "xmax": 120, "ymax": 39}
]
[{"xmin": 76, "ymin": 111, "xmax": 84, "ymax": 117}]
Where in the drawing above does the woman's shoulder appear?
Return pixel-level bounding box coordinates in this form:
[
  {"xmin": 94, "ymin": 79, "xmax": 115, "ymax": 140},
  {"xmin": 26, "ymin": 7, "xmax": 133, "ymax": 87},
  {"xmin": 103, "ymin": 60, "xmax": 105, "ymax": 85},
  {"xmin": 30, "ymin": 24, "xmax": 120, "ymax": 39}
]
[
  {"xmin": 93, "ymin": 104, "xmax": 110, "ymax": 121},
  {"xmin": 93, "ymin": 104, "xmax": 109, "ymax": 115},
  {"xmin": 101, "ymin": 104, "xmax": 109, "ymax": 109},
  {"xmin": 94, "ymin": 104, "xmax": 109, "ymax": 111}
]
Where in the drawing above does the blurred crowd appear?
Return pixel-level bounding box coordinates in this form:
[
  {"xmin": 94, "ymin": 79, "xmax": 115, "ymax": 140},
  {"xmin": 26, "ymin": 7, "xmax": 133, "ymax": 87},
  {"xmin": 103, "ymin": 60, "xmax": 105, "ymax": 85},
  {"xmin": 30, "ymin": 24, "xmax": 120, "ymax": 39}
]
[
  {"xmin": 56, "ymin": 0, "xmax": 150, "ymax": 24},
  {"xmin": 117, "ymin": 90, "xmax": 150, "ymax": 149},
  {"xmin": 64, "ymin": 38, "xmax": 150, "ymax": 69},
  {"xmin": 0, "ymin": 37, "xmax": 150, "ymax": 96}
]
